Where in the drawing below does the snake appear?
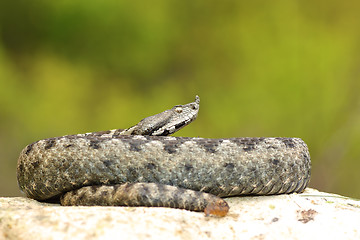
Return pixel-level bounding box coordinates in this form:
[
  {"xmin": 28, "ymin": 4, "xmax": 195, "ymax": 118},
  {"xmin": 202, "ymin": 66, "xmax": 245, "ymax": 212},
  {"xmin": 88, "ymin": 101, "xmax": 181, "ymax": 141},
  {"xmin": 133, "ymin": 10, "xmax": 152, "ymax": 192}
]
[{"xmin": 17, "ymin": 96, "xmax": 311, "ymax": 217}]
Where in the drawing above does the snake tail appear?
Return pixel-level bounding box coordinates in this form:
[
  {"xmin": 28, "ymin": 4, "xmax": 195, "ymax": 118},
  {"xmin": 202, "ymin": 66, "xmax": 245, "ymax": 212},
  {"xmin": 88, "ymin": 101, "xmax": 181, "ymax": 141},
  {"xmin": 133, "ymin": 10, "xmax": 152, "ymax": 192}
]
[{"xmin": 60, "ymin": 182, "xmax": 229, "ymax": 217}]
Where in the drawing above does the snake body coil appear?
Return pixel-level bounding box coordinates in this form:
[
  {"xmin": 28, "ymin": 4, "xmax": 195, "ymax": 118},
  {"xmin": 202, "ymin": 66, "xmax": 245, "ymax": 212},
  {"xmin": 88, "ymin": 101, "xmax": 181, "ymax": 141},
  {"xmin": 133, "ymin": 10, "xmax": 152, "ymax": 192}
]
[{"xmin": 17, "ymin": 96, "xmax": 311, "ymax": 217}]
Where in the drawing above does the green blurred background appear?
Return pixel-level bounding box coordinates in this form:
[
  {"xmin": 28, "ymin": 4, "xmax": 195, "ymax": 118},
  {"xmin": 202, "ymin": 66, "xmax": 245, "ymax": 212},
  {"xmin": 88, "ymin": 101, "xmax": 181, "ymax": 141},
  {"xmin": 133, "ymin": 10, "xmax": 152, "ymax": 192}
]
[{"xmin": 1, "ymin": 1, "xmax": 359, "ymax": 198}]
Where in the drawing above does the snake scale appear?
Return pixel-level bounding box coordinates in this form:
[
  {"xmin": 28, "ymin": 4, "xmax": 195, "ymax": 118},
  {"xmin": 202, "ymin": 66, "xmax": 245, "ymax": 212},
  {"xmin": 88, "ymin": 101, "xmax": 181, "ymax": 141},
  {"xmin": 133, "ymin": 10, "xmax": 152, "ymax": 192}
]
[{"xmin": 17, "ymin": 96, "xmax": 311, "ymax": 217}]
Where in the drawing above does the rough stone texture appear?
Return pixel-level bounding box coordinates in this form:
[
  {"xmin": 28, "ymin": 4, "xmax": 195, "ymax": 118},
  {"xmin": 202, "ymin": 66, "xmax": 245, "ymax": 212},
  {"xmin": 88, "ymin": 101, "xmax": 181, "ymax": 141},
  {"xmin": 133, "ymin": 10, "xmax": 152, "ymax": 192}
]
[{"xmin": 1, "ymin": 188, "xmax": 359, "ymax": 240}]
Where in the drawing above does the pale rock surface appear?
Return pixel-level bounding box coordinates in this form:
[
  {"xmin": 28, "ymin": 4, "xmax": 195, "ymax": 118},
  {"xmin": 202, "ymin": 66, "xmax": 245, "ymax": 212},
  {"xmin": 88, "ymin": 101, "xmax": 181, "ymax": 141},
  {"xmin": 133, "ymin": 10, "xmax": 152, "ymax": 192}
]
[{"xmin": 0, "ymin": 188, "xmax": 359, "ymax": 240}]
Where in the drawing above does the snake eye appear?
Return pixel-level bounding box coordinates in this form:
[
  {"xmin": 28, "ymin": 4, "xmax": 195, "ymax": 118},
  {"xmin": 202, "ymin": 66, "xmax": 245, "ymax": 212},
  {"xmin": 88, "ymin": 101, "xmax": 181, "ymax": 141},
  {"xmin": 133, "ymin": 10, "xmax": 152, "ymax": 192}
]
[{"xmin": 175, "ymin": 107, "xmax": 183, "ymax": 113}]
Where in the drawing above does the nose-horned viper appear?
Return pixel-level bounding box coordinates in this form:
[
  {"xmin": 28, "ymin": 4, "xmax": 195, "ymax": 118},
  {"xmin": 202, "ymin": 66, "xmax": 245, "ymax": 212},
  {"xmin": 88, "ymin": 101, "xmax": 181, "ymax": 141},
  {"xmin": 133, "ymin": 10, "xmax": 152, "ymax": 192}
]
[{"xmin": 17, "ymin": 96, "xmax": 311, "ymax": 217}]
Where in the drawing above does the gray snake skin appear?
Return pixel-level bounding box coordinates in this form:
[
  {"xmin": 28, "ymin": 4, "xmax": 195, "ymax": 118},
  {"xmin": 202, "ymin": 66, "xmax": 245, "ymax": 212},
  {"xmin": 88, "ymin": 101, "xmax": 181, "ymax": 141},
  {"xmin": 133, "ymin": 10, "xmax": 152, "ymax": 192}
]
[{"xmin": 17, "ymin": 96, "xmax": 311, "ymax": 216}]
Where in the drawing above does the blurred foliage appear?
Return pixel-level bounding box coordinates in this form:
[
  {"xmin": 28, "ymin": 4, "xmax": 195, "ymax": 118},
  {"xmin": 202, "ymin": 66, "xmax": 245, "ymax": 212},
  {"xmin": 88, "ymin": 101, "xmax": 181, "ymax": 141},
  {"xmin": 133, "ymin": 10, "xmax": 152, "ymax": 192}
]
[{"xmin": 1, "ymin": 0, "xmax": 360, "ymax": 198}]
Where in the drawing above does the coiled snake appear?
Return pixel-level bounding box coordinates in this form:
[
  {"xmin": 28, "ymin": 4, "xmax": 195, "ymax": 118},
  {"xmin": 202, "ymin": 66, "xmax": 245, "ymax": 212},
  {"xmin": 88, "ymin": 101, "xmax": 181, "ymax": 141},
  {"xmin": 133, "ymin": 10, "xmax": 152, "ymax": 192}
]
[{"xmin": 17, "ymin": 96, "xmax": 311, "ymax": 217}]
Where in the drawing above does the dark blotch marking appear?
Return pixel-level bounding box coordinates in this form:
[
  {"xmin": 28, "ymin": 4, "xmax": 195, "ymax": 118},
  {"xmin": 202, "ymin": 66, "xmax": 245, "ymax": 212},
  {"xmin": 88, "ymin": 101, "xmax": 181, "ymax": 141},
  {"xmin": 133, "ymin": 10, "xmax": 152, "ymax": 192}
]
[
  {"xmin": 243, "ymin": 146, "xmax": 255, "ymax": 152},
  {"xmin": 103, "ymin": 160, "xmax": 112, "ymax": 167},
  {"xmin": 157, "ymin": 129, "xmax": 170, "ymax": 136},
  {"xmin": 140, "ymin": 184, "xmax": 151, "ymax": 197},
  {"xmin": 89, "ymin": 140, "xmax": 101, "ymax": 149},
  {"xmin": 163, "ymin": 138, "xmax": 187, "ymax": 154},
  {"xmin": 170, "ymin": 185, "xmax": 186, "ymax": 208},
  {"xmin": 64, "ymin": 144, "xmax": 73, "ymax": 148},
  {"xmin": 100, "ymin": 190, "xmax": 109, "ymax": 197},
  {"xmin": 76, "ymin": 189, "xmax": 86, "ymax": 203},
  {"xmin": 127, "ymin": 167, "xmax": 138, "ymax": 179},
  {"xmin": 303, "ymin": 153, "xmax": 310, "ymax": 163},
  {"xmin": 25, "ymin": 143, "xmax": 35, "ymax": 155},
  {"xmin": 146, "ymin": 163, "xmax": 156, "ymax": 170},
  {"xmin": 202, "ymin": 144, "xmax": 217, "ymax": 153},
  {"xmin": 282, "ymin": 138, "xmax": 295, "ymax": 148},
  {"xmin": 267, "ymin": 145, "xmax": 277, "ymax": 149},
  {"xmin": 272, "ymin": 159, "xmax": 280, "ymax": 165},
  {"xmin": 17, "ymin": 161, "xmax": 24, "ymax": 173},
  {"xmin": 224, "ymin": 163, "xmax": 235, "ymax": 171},
  {"xmin": 90, "ymin": 185, "xmax": 98, "ymax": 194},
  {"xmin": 122, "ymin": 183, "xmax": 135, "ymax": 191},
  {"xmin": 231, "ymin": 138, "xmax": 265, "ymax": 151},
  {"xmin": 112, "ymin": 129, "xmax": 124, "ymax": 137},
  {"xmin": 184, "ymin": 163, "xmax": 193, "ymax": 171},
  {"xmin": 45, "ymin": 139, "xmax": 56, "ymax": 150},
  {"xmin": 131, "ymin": 118, "xmax": 170, "ymax": 136},
  {"xmin": 112, "ymin": 184, "xmax": 121, "ymax": 193},
  {"xmin": 31, "ymin": 159, "xmax": 40, "ymax": 169},
  {"xmin": 129, "ymin": 142, "xmax": 142, "ymax": 152},
  {"xmin": 174, "ymin": 121, "xmax": 187, "ymax": 130},
  {"xmin": 198, "ymin": 139, "xmax": 221, "ymax": 153},
  {"xmin": 152, "ymin": 183, "xmax": 166, "ymax": 202},
  {"xmin": 164, "ymin": 143, "xmax": 177, "ymax": 154}
]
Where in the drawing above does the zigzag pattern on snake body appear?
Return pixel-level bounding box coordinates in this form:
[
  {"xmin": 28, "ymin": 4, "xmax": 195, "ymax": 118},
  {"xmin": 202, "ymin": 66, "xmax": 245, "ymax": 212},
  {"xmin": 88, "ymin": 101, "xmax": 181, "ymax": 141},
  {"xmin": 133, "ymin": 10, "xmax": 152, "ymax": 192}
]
[{"xmin": 17, "ymin": 96, "xmax": 311, "ymax": 217}]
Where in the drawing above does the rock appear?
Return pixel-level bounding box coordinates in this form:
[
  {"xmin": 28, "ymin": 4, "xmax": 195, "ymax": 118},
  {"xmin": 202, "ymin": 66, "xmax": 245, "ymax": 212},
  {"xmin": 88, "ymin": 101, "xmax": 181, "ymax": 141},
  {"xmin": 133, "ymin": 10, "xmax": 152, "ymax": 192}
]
[{"xmin": 0, "ymin": 188, "xmax": 359, "ymax": 240}]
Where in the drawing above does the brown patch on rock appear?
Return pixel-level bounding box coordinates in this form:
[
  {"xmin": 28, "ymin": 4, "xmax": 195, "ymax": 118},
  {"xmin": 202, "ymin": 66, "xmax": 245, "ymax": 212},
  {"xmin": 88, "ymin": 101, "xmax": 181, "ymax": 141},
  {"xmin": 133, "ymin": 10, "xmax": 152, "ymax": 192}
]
[{"xmin": 297, "ymin": 209, "xmax": 318, "ymax": 223}]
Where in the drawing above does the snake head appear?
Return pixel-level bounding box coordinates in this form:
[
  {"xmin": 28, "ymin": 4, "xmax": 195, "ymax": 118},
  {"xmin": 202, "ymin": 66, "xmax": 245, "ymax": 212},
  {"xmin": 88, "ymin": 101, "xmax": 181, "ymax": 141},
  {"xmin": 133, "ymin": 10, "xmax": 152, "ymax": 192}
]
[{"xmin": 126, "ymin": 95, "xmax": 200, "ymax": 136}]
